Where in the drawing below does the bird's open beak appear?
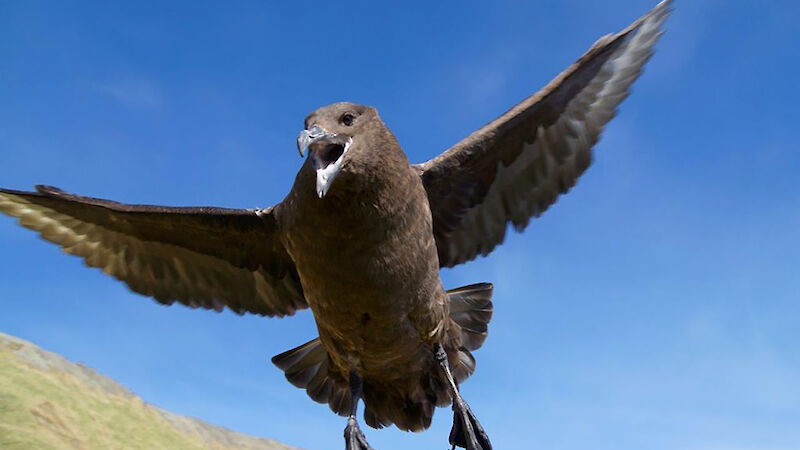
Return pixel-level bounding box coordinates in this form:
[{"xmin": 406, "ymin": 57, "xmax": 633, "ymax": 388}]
[{"xmin": 297, "ymin": 125, "xmax": 352, "ymax": 198}]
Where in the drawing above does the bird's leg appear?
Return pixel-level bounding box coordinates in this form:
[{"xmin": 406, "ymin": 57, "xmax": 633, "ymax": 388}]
[
  {"xmin": 435, "ymin": 344, "xmax": 492, "ymax": 450},
  {"xmin": 343, "ymin": 371, "xmax": 374, "ymax": 450}
]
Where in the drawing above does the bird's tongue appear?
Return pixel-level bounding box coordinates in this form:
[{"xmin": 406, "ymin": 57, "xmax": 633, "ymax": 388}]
[{"xmin": 310, "ymin": 143, "xmax": 345, "ymax": 171}]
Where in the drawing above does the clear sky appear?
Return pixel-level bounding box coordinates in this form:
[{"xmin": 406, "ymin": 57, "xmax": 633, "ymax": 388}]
[{"xmin": 1, "ymin": 1, "xmax": 798, "ymax": 449}]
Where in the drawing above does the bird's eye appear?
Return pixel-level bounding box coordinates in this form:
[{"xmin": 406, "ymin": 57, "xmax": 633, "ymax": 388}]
[{"xmin": 340, "ymin": 113, "xmax": 355, "ymax": 126}]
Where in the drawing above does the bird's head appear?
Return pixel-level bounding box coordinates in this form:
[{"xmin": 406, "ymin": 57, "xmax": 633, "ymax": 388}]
[{"xmin": 297, "ymin": 102, "xmax": 400, "ymax": 198}]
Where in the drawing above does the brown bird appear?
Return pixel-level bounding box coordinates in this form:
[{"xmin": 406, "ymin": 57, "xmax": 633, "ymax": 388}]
[{"xmin": 0, "ymin": 2, "xmax": 671, "ymax": 449}]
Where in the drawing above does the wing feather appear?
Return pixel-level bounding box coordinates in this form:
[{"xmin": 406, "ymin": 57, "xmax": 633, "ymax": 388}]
[
  {"xmin": 416, "ymin": 1, "xmax": 672, "ymax": 267},
  {"xmin": 0, "ymin": 185, "xmax": 306, "ymax": 316}
]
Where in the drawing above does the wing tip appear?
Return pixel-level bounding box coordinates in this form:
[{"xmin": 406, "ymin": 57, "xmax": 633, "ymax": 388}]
[
  {"xmin": 625, "ymin": 0, "xmax": 674, "ymax": 40},
  {"xmin": 646, "ymin": 0, "xmax": 674, "ymax": 29}
]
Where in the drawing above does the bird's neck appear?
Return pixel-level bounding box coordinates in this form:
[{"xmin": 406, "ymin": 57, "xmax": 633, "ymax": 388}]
[{"xmin": 323, "ymin": 164, "xmax": 418, "ymax": 224}]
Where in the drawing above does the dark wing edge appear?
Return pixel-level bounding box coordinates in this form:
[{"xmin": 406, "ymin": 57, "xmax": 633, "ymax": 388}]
[
  {"xmin": 0, "ymin": 185, "xmax": 307, "ymax": 317},
  {"xmin": 415, "ymin": 0, "xmax": 672, "ymax": 268}
]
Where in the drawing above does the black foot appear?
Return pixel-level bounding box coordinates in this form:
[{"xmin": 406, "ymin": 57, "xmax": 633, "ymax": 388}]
[
  {"xmin": 344, "ymin": 416, "xmax": 374, "ymax": 450},
  {"xmin": 449, "ymin": 397, "xmax": 491, "ymax": 450},
  {"xmin": 435, "ymin": 343, "xmax": 491, "ymax": 450}
]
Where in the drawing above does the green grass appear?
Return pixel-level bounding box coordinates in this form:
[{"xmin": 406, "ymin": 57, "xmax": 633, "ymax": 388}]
[{"xmin": 0, "ymin": 334, "xmax": 293, "ymax": 450}]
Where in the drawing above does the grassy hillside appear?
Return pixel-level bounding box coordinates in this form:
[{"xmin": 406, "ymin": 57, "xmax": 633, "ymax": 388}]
[{"xmin": 0, "ymin": 332, "xmax": 296, "ymax": 450}]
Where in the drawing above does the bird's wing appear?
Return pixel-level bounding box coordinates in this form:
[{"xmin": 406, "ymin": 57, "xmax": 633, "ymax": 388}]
[
  {"xmin": 415, "ymin": 0, "xmax": 671, "ymax": 268},
  {"xmin": 0, "ymin": 185, "xmax": 306, "ymax": 317}
]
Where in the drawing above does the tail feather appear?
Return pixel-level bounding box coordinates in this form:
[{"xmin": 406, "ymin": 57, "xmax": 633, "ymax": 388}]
[
  {"xmin": 271, "ymin": 338, "xmax": 352, "ymax": 416},
  {"xmin": 449, "ymin": 348, "xmax": 477, "ymax": 386},
  {"xmin": 448, "ymin": 282, "xmax": 494, "ymax": 352}
]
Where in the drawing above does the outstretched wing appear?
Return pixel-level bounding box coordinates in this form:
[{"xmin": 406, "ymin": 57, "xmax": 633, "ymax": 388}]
[
  {"xmin": 416, "ymin": 1, "xmax": 671, "ymax": 267},
  {"xmin": 0, "ymin": 185, "xmax": 306, "ymax": 316}
]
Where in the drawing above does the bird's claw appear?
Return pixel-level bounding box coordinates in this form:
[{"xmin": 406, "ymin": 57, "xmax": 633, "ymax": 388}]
[
  {"xmin": 449, "ymin": 398, "xmax": 491, "ymax": 450},
  {"xmin": 344, "ymin": 416, "xmax": 374, "ymax": 450}
]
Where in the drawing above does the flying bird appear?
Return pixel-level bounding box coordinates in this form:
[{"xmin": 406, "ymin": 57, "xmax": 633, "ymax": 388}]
[{"xmin": 0, "ymin": 2, "xmax": 671, "ymax": 449}]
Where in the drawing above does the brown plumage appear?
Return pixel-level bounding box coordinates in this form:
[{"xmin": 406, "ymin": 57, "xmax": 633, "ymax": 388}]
[{"xmin": 0, "ymin": 2, "xmax": 671, "ymax": 448}]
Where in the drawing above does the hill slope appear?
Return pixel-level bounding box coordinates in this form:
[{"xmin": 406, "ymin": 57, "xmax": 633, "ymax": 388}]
[{"xmin": 0, "ymin": 332, "xmax": 296, "ymax": 450}]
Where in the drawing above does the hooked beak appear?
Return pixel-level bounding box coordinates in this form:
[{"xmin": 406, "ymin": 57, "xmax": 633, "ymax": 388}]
[{"xmin": 296, "ymin": 125, "xmax": 352, "ymax": 198}]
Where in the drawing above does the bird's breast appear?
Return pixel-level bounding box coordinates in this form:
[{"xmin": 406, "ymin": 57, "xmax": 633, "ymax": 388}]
[{"xmin": 280, "ymin": 168, "xmax": 446, "ymax": 372}]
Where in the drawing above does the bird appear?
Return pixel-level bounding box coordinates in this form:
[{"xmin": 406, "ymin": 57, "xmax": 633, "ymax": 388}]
[{"xmin": 0, "ymin": 2, "xmax": 672, "ymax": 449}]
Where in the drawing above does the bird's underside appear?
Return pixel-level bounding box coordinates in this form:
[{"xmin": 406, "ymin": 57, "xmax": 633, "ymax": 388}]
[{"xmin": 0, "ymin": 2, "xmax": 671, "ymax": 449}]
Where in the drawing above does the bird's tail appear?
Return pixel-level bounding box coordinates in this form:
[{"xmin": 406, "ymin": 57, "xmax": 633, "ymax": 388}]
[
  {"xmin": 270, "ymin": 282, "xmax": 494, "ymax": 431},
  {"xmin": 438, "ymin": 282, "xmax": 494, "ymax": 386},
  {"xmin": 271, "ymin": 338, "xmax": 354, "ymax": 417},
  {"xmin": 362, "ymin": 282, "xmax": 495, "ymax": 431},
  {"xmin": 447, "ymin": 282, "xmax": 494, "ymax": 353}
]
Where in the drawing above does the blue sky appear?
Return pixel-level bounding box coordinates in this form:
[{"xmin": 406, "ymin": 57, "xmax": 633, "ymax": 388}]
[{"xmin": 1, "ymin": 1, "xmax": 799, "ymax": 449}]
